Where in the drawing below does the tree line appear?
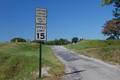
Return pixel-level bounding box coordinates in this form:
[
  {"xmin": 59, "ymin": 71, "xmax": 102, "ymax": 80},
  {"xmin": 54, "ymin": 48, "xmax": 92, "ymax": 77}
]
[
  {"xmin": 32, "ymin": 38, "xmax": 71, "ymax": 45},
  {"xmin": 10, "ymin": 37, "xmax": 84, "ymax": 45}
]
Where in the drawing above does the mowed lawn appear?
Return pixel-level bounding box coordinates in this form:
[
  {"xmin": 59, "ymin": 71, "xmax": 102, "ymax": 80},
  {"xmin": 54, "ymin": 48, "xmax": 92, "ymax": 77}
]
[
  {"xmin": 64, "ymin": 40, "xmax": 120, "ymax": 65},
  {"xmin": 0, "ymin": 42, "xmax": 65, "ymax": 80}
]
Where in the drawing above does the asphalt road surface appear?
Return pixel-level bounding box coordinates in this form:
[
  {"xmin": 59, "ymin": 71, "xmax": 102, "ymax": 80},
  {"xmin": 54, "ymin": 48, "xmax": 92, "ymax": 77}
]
[{"xmin": 51, "ymin": 46, "xmax": 120, "ymax": 80}]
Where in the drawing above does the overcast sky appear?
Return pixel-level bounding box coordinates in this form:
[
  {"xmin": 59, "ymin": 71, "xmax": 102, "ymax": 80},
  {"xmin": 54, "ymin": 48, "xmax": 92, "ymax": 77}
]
[{"xmin": 0, "ymin": 0, "xmax": 115, "ymax": 42}]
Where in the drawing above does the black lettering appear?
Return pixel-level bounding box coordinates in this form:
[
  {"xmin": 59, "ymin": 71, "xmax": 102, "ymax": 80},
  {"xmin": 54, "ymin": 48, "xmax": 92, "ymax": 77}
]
[
  {"xmin": 41, "ymin": 33, "xmax": 45, "ymax": 39},
  {"xmin": 37, "ymin": 33, "xmax": 39, "ymax": 39}
]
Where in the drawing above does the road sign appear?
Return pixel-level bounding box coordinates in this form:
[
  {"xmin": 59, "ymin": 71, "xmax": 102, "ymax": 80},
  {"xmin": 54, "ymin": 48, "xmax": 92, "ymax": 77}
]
[
  {"xmin": 35, "ymin": 24, "xmax": 47, "ymax": 41},
  {"xmin": 35, "ymin": 8, "xmax": 47, "ymax": 24}
]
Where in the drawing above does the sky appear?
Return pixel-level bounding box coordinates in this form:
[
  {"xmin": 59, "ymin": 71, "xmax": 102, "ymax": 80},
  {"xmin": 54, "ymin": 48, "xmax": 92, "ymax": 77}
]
[{"xmin": 0, "ymin": 0, "xmax": 115, "ymax": 43}]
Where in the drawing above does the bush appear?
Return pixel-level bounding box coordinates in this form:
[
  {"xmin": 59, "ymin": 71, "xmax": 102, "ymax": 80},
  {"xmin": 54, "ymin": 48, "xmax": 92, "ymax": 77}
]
[{"xmin": 11, "ymin": 38, "xmax": 26, "ymax": 42}]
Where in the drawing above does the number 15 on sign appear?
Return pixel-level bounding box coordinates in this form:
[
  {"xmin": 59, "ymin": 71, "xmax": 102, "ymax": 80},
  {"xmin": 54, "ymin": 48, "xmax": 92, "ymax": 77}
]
[
  {"xmin": 35, "ymin": 24, "xmax": 47, "ymax": 41},
  {"xmin": 37, "ymin": 33, "xmax": 45, "ymax": 39}
]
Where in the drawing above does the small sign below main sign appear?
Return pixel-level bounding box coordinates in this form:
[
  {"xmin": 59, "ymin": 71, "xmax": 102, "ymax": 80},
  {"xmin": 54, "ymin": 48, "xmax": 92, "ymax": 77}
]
[
  {"xmin": 35, "ymin": 24, "xmax": 47, "ymax": 41},
  {"xmin": 35, "ymin": 8, "xmax": 47, "ymax": 24}
]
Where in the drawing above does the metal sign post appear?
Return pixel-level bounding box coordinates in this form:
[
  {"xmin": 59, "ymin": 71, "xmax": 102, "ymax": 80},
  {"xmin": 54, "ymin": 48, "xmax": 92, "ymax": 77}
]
[
  {"xmin": 39, "ymin": 41, "xmax": 42, "ymax": 78},
  {"xmin": 35, "ymin": 7, "xmax": 47, "ymax": 78}
]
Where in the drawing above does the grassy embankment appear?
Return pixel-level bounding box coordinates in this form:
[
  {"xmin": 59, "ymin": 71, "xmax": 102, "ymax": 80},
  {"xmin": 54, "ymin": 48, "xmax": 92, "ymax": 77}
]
[
  {"xmin": 0, "ymin": 42, "xmax": 65, "ymax": 80},
  {"xmin": 64, "ymin": 40, "xmax": 120, "ymax": 65}
]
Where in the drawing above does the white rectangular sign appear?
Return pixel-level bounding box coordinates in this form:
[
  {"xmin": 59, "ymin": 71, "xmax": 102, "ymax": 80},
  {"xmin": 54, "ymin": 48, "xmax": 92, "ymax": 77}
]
[
  {"xmin": 35, "ymin": 24, "xmax": 47, "ymax": 41},
  {"xmin": 35, "ymin": 8, "xmax": 47, "ymax": 24}
]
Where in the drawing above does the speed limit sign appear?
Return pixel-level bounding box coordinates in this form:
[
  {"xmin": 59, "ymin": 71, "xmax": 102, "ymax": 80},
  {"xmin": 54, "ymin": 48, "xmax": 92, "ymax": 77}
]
[{"xmin": 35, "ymin": 24, "xmax": 47, "ymax": 41}]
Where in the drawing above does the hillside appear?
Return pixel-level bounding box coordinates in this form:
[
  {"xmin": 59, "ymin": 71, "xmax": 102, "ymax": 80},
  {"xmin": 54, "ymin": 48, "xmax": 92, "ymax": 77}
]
[
  {"xmin": 0, "ymin": 42, "xmax": 64, "ymax": 80},
  {"xmin": 64, "ymin": 40, "xmax": 120, "ymax": 65}
]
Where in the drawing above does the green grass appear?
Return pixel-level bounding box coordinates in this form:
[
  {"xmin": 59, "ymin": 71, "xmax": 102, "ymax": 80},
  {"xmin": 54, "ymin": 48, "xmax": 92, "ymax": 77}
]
[
  {"xmin": 64, "ymin": 40, "xmax": 120, "ymax": 50},
  {"xmin": 0, "ymin": 42, "xmax": 65, "ymax": 80},
  {"xmin": 64, "ymin": 40, "xmax": 120, "ymax": 64},
  {"xmin": 100, "ymin": 45, "xmax": 120, "ymax": 52}
]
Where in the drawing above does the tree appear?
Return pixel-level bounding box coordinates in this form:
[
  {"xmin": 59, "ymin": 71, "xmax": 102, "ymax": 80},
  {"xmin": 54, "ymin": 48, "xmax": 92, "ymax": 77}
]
[
  {"xmin": 112, "ymin": 0, "xmax": 120, "ymax": 20},
  {"xmin": 102, "ymin": 20, "xmax": 120, "ymax": 39},
  {"xmin": 11, "ymin": 38, "xmax": 26, "ymax": 42},
  {"xmin": 100, "ymin": 0, "xmax": 120, "ymax": 20},
  {"xmin": 48, "ymin": 41, "xmax": 54, "ymax": 45},
  {"xmin": 59, "ymin": 38, "xmax": 64, "ymax": 45},
  {"xmin": 64, "ymin": 41, "xmax": 71, "ymax": 45},
  {"xmin": 44, "ymin": 41, "xmax": 48, "ymax": 45},
  {"xmin": 72, "ymin": 37, "xmax": 78, "ymax": 43},
  {"xmin": 54, "ymin": 39, "xmax": 59, "ymax": 45},
  {"xmin": 80, "ymin": 37, "xmax": 83, "ymax": 41},
  {"xmin": 106, "ymin": 35, "xmax": 116, "ymax": 40},
  {"xmin": 63, "ymin": 39, "xmax": 68, "ymax": 44},
  {"xmin": 44, "ymin": 41, "xmax": 53, "ymax": 45},
  {"xmin": 100, "ymin": 0, "xmax": 114, "ymax": 7}
]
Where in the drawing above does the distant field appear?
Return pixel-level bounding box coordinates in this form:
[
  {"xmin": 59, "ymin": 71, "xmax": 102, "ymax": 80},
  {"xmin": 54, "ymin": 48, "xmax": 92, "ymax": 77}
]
[
  {"xmin": 64, "ymin": 40, "xmax": 120, "ymax": 65},
  {"xmin": 0, "ymin": 42, "xmax": 65, "ymax": 80}
]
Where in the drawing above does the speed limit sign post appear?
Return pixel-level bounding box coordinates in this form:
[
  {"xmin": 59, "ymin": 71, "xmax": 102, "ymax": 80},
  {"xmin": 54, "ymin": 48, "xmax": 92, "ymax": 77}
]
[{"xmin": 35, "ymin": 7, "xmax": 47, "ymax": 78}]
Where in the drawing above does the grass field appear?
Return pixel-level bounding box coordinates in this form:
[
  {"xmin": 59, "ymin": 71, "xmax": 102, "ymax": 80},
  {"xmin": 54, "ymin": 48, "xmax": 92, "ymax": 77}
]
[
  {"xmin": 0, "ymin": 42, "xmax": 65, "ymax": 80},
  {"xmin": 64, "ymin": 40, "xmax": 120, "ymax": 65}
]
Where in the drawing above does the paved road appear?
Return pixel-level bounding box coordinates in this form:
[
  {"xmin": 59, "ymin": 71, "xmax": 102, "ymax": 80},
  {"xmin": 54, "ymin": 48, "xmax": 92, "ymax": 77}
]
[{"xmin": 51, "ymin": 46, "xmax": 120, "ymax": 80}]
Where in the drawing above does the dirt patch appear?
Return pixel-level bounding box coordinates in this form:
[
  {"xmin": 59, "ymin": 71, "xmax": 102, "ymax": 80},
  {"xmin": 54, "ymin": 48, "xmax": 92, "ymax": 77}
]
[{"xmin": 113, "ymin": 50, "xmax": 120, "ymax": 61}]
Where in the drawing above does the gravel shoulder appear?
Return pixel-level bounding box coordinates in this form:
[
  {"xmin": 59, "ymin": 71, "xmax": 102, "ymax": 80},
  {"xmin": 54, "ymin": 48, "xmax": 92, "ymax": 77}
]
[{"xmin": 51, "ymin": 46, "xmax": 120, "ymax": 80}]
